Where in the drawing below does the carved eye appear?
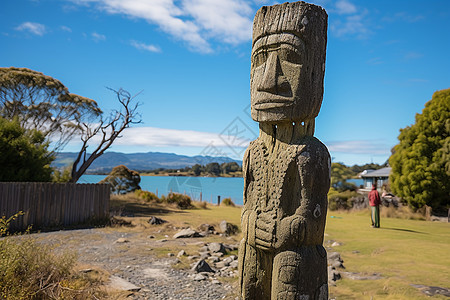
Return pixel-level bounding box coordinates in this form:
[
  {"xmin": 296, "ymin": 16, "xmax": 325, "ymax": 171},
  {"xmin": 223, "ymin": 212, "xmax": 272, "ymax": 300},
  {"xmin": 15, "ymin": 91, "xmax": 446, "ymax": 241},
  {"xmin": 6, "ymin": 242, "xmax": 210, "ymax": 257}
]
[
  {"xmin": 278, "ymin": 47, "xmax": 301, "ymax": 64},
  {"xmin": 252, "ymin": 50, "xmax": 267, "ymax": 68}
]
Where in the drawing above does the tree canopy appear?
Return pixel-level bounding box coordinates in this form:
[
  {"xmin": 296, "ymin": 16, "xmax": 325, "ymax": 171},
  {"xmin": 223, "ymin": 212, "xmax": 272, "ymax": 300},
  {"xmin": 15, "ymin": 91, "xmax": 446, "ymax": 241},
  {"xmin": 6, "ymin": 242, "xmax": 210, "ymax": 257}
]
[
  {"xmin": 100, "ymin": 165, "xmax": 141, "ymax": 194},
  {"xmin": 0, "ymin": 117, "xmax": 54, "ymax": 182},
  {"xmin": 389, "ymin": 88, "xmax": 450, "ymax": 210},
  {"xmin": 0, "ymin": 67, "xmax": 101, "ymax": 151}
]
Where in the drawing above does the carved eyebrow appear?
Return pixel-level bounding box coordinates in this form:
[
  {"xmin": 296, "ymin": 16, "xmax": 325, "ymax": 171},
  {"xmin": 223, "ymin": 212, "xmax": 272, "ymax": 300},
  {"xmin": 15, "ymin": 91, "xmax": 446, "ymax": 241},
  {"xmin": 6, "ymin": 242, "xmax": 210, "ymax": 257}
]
[
  {"xmin": 252, "ymin": 33, "xmax": 304, "ymax": 55},
  {"xmin": 252, "ymin": 42, "xmax": 301, "ymax": 58}
]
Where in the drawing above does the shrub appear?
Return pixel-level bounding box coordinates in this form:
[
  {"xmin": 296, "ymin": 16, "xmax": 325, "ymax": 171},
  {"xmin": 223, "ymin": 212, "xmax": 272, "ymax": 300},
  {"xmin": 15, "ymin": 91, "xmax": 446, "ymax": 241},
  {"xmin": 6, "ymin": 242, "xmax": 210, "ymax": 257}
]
[
  {"xmin": 196, "ymin": 201, "xmax": 208, "ymax": 209},
  {"xmin": 221, "ymin": 198, "xmax": 235, "ymax": 207},
  {"xmin": 328, "ymin": 191, "xmax": 359, "ymax": 211},
  {"xmin": 0, "ymin": 212, "xmax": 103, "ymax": 299},
  {"xmin": 135, "ymin": 189, "xmax": 159, "ymax": 202},
  {"xmin": 160, "ymin": 193, "xmax": 193, "ymax": 209}
]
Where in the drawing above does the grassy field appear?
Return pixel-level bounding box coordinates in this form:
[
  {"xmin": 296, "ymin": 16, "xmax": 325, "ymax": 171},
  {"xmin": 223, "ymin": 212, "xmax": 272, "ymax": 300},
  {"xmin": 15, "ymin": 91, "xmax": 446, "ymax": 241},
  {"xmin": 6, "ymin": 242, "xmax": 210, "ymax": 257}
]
[
  {"xmin": 326, "ymin": 210, "xmax": 450, "ymax": 299},
  {"xmin": 111, "ymin": 195, "xmax": 450, "ymax": 299}
]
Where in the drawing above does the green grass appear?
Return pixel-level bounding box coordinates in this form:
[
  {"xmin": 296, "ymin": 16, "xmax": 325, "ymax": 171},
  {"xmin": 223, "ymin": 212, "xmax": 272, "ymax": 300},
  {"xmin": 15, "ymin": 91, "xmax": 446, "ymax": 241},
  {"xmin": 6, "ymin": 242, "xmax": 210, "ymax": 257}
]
[
  {"xmin": 111, "ymin": 193, "xmax": 450, "ymax": 299},
  {"xmin": 326, "ymin": 210, "xmax": 450, "ymax": 299}
]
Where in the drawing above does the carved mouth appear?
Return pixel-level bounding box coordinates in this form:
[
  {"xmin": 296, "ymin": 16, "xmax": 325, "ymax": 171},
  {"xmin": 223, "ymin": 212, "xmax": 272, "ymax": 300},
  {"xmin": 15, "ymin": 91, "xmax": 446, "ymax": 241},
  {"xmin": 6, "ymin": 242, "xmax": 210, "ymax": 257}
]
[{"xmin": 253, "ymin": 96, "xmax": 294, "ymax": 110}]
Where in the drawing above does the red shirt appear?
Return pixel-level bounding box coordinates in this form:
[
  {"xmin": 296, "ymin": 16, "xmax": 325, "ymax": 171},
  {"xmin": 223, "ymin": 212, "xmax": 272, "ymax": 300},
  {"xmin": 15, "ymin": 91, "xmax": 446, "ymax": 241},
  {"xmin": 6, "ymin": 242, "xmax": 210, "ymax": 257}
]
[{"xmin": 369, "ymin": 187, "xmax": 381, "ymax": 206}]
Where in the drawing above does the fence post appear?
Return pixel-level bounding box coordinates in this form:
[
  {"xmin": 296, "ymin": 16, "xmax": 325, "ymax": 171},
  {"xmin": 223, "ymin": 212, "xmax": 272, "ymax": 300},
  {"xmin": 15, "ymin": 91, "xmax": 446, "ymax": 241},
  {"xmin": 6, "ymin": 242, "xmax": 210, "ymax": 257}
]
[{"xmin": 217, "ymin": 195, "xmax": 221, "ymax": 206}]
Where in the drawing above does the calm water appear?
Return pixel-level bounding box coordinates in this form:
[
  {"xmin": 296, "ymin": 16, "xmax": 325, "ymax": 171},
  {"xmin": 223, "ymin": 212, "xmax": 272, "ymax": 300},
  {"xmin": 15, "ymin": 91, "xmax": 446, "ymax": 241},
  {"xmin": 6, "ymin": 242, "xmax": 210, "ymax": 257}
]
[{"xmin": 79, "ymin": 175, "xmax": 245, "ymax": 206}]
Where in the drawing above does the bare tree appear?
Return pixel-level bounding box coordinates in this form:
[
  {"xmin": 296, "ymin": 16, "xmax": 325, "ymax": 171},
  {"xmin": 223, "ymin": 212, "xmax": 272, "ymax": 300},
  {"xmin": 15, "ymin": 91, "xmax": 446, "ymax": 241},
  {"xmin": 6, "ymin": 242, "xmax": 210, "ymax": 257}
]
[
  {"xmin": 0, "ymin": 67, "xmax": 102, "ymax": 152},
  {"xmin": 70, "ymin": 88, "xmax": 141, "ymax": 182}
]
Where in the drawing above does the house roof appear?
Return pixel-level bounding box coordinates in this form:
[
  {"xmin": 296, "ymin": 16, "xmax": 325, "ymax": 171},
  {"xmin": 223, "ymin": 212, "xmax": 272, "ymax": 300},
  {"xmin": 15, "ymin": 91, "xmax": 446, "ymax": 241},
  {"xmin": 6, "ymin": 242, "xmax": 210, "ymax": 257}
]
[{"xmin": 360, "ymin": 167, "xmax": 392, "ymax": 178}]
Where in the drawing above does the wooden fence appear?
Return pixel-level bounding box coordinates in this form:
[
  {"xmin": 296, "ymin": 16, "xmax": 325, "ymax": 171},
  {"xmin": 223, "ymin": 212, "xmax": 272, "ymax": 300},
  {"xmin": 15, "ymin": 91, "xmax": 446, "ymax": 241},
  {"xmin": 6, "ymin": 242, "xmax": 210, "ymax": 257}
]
[{"xmin": 0, "ymin": 182, "xmax": 110, "ymax": 231}]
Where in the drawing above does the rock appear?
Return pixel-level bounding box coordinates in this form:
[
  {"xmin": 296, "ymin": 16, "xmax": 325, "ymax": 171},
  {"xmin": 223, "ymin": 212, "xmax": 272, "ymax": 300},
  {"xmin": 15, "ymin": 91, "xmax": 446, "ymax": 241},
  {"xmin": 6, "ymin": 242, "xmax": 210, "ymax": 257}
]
[
  {"xmin": 208, "ymin": 256, "xmax": 220, "ymax": 263},
  {"xmin": 411, "ymin": 284, "xmax": 450, "ymax": 297},
  {"xmin": 192, "ymin": 259, "xmax": 215, "ymax": 273},
  {"xmin": 328, "ymin": 266, "xmax": 341, "ymax": 283},
  {"xmin": 198, "ymin": 223, "xmax": 215, "ymax": 232},
  {"xmin": 148, "ymin": 216, "xmax": 167, "ymax": 225},
  {"xmin": 108, "ymin": 275, "xmax": 141, "ymax": 292},
  {"xmin": 327, "ymin": 252, "xmax": 343, "ymax": 263},
  {"xmin": 215, "ymin": 261, "xmax": 229, "ymax": 269},
  {"xmin": 229, "ymin": 260, "xmax": 239, "ymax": 269},
  {"xmin": 199, "ymin": 251, "xmax": 211, "ymax": 259},
  {"xmin": 177, "ymin": 250, "xmax": 187, "ymax": 257},
  {"xmin": 115, "ymin": 238, "xmax": 129, "ymax": 243},
  {"xmin": 341, "ymin": 272, "xmax": 382, "ymax": 280},
  {"xmin": 147, "ymin": 235, "xmax": 155, "ymax": 239},
  {"xmin": 167, "ymin": 253, "xmax": 174, "ymax": 257},
  {"xmin": 193, "ymin": 274, "xmax": 206, "ymax": 281},
  {"xmin": 331, "ymin": 241, "xmax": 342, "ymax": 247},
  {"xmin": 198, "ymin": 245, "xmax": 209, "ymax": 252},
  {"xmin": 331, "ymin": 260, "xmax": 345, "ymax": 269},
  {"xmin": 212, "ymin": 252, "xmax": 224, "ymax": 257},
  {"xmin": 211, "ymin": 279, "xmax": 221, "ymax": 285},
  {"xmin": 187, "ymin": 255, "xmax": 199, "ymax": 261},
  {"xmin": 208, "ymin": 242, "xmax": 227, "ymax": 254},
  {"xmin": 219, "ymin": 220, "xmax": 239, "ymax": 235},
  {"xmin": 173, "ymin": 228, "xmax": 202, "ymax": 239}
]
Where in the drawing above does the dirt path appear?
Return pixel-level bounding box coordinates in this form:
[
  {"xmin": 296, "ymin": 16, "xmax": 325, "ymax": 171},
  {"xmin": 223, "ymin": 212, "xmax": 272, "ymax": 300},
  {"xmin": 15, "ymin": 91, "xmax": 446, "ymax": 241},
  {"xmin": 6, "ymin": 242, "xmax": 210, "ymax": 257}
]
[{"xmin": 35, "ymin": 226, "xmax": 237, "ymax": 299}]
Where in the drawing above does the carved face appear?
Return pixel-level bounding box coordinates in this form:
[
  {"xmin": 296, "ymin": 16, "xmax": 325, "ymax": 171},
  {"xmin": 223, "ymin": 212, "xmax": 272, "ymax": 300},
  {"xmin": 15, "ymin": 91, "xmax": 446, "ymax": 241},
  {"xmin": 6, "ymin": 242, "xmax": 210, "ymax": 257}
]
[{"xmin": 250, "ymin": 33, "xmax": 321, "ymax": 123}]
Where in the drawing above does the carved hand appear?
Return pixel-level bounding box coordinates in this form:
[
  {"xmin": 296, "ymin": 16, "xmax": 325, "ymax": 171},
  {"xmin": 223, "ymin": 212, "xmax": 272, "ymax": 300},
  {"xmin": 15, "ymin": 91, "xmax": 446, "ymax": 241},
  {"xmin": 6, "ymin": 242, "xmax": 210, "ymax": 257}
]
[
  {"xmin": 274, "ymin": 215, "xmax": 304, "ymax": 249},
  {"xmin": 254, "ymin": 210, "xmax": 276, "ymax": 250}
]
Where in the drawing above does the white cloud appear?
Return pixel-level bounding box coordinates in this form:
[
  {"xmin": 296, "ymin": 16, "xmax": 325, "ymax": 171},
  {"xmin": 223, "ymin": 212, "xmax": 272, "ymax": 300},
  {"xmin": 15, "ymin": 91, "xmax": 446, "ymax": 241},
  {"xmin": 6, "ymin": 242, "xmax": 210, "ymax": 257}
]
[
  {"xmin": 60, "ymin": 25, "xmax": 72, "ymax": 32},
  {"xmin": 68, "ymin": 0, "xmax": 253, "ymax": 53},
  {"xmin": 335, "ymin": 0, "xmax": 356, "ymax": 15},
  {"xmin": 330, "ymin": 8, "xmax": 370, "ymax": 39},
  {"xmin": 181, "ymin": 0, "xmax": 252, "ymax": 45},
  {"xmin": 326, "ymin": 140, "xmax": 391, "ymax": 155},
  {"xmin": 15, "ymin": 22, "xmax": 46, "ymax": 36},
  {"xmin": 68, "ymin": 126, "xmax": 249, "ymax": 149},
  {"xmin": 130, "ymin": 40, "xmax": 161, "ymax": 53},
  {"xmin": 404, "ymin": 51, "xmax": 423, "ymax": 60},
  {"xmin": 91, "ymin": 32, "xmax": 106, "ymax": 41}
]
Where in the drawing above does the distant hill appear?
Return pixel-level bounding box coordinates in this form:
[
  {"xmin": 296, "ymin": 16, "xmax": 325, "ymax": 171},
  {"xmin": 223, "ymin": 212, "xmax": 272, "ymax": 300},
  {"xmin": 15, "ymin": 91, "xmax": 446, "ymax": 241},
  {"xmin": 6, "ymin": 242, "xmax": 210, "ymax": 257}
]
[{"xmin": 53, "ymin": 151, "xmax": 242, "ymax": 174}]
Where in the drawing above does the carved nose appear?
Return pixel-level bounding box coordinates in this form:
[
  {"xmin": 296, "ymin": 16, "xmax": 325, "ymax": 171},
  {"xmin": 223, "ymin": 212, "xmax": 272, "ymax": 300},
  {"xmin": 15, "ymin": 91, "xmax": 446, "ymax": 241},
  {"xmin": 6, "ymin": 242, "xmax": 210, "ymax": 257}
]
[{"xmin": 257, "ymin": 52, "xmax": 291, "ymax": 96}]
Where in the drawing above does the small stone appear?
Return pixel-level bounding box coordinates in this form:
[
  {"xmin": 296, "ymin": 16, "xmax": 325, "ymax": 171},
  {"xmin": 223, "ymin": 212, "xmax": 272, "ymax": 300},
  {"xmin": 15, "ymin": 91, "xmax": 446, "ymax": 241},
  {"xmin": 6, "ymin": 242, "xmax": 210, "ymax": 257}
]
[
  {"xmin": 211, "ymin": 279, "xmax": 221, "ymax": 285},
  {"xmin": 331, "ymin": 242, "xmax": 342, "ymax": 247},
  {"xmin": 168, "ymin": 253, "xmax": 174, "ymax": 257},
  {"xmin": 177, "ymin": 250, "xmax": 187, "ymax": 257},
  {"xmin": 108, "ymin": 275, "xmax": 141, "ymax": 292},
  {"xmin": 193, "ymin": 274, "xmax": 206, "ymax": 281},
  {"xmin": 148, "ymin": 216, "xmax": 167, "ymax": 225},
  {"xmin": 148, "ymin": 235, "xmax": 155, "ymax": 239},
  {"xmin": 115, "ymin": 238, "xmax": 129, "ymax": 243}
]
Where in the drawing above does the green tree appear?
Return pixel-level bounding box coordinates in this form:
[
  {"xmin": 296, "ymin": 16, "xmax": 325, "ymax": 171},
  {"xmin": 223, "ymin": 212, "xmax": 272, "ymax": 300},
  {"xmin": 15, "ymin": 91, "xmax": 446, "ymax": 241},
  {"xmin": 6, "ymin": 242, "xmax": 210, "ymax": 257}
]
[
  {"xmin": 0, "ymin": 117, "xmax": 54, "ymax": 182},
  {"xmin": 100, "ymin": 165, "xmax": 141, "ymax": 194},
  {"xmin": 389, "ymin": 88, "xmax": 450, "ymax": 210},
  {"xmin": 330, "ymin": 162, "xmax": 356, "ymax": 191},
  {"xmin": 191, "ymin": 164, "xmax": 202, "ymax": 176},
  {"xmin": 0, "ymin": 67, "xmax": 141, "ymax": 183},
  {"xmin": 220, "ymin": 162, "xmax": 240, "ymax": 174},
  {"xmin": 0, "ymin": 67, "xmax": 101, "ymax": 151},
  {"xmin": 205, "ymin": 162, "xmax": 221, "ymax": 176}
]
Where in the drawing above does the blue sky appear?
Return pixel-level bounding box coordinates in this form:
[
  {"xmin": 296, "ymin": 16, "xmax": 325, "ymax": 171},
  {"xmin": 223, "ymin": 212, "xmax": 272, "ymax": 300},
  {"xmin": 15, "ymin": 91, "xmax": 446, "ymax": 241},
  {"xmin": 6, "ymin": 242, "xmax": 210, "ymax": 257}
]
[{"xmin": 1, "ymin": 0, "xmax": 449, "ymax": 166}]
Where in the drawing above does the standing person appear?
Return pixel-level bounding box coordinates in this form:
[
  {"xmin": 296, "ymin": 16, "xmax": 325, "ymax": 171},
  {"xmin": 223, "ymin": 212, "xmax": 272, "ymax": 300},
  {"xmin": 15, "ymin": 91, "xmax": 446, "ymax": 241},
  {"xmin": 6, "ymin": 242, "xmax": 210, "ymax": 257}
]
[{"xmin": 369, "ymin": 182, "xmax": 381, "ymax": 228}]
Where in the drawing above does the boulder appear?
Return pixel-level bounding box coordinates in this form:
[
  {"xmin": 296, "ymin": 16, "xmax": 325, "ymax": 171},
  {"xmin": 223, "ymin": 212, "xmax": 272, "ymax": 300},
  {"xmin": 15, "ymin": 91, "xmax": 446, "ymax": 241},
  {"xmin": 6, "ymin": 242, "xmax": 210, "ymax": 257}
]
[
  {"xmin": 219, "ymin": 220, "xmax": 239, "ymax": 235},
  {"xmin": 192, "ymin": 259, "xmax": 215, "ymax": 273},
  {"xmin": 148, "ymin": 216, "xmax": 167, "ymax": 225},
  {"xmin": 208, "ymin": 242, "xmax": 227, "ymax": 254},
  {"xmin": 173, "ymin": 228, "xmax": 202, "ymax": 239}
]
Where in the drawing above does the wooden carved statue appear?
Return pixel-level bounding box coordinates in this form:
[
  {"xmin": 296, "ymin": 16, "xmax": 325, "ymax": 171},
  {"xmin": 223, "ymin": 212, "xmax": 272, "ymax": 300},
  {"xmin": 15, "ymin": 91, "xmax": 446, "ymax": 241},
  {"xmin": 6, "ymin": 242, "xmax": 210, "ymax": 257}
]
[{"xmin": 238, "ymin": 2, "xmax": 330, "ymax": 299}]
